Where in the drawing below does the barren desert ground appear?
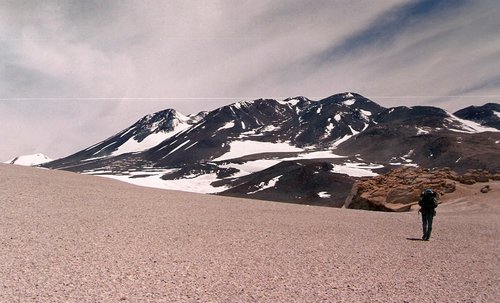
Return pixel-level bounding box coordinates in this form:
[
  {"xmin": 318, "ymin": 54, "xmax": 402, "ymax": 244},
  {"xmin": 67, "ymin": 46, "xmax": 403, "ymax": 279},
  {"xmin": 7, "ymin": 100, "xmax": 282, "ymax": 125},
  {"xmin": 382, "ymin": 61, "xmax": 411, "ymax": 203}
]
[{"xmin": 1, "ymin": 164, "xmax": 498, "ymax": 302}]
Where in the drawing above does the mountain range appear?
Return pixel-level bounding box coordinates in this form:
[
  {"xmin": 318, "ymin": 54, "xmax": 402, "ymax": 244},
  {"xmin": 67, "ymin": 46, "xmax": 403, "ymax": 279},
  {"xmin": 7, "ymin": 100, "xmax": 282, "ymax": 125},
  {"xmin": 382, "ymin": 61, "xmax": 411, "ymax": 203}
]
[{"xmin": 30, "ymin": 92, "xmax": 500, "ymax": 206}]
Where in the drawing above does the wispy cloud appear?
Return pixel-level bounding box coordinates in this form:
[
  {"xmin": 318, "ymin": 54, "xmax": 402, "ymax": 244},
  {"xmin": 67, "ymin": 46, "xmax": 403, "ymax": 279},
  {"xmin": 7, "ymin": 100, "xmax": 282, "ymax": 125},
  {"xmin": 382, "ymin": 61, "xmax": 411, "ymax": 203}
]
[{"xmin": 314, "ymin": 0, "xmax": 468, "ymax": 62}]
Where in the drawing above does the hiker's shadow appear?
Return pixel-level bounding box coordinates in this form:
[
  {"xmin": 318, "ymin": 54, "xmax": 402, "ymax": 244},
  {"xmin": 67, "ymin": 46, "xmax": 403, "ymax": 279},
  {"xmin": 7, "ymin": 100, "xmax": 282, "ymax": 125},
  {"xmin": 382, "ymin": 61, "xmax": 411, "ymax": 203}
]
[{"xmin": 406, "ymin": 237, "xmax": 424, "ymax": 241}]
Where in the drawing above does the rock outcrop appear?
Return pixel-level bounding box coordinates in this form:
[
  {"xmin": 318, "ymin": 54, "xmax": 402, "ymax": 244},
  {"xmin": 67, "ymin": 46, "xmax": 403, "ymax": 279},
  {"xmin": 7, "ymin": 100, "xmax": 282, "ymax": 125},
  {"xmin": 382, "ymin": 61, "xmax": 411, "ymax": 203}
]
[
  {"xmin": 480, "ymin": 185, "xmax": 491, "ymax": 193},
  {"xmin": 345, "ymin": 167, "xmax": 497, "ymax": 212}
]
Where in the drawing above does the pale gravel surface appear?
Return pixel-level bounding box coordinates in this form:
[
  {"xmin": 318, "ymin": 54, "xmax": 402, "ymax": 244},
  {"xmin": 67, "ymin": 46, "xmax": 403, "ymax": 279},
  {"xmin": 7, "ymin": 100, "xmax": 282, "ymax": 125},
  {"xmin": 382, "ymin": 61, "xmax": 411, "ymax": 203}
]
[{"xmin": 0, "ymin": 164, "xmax": 498, "ymax": 302}]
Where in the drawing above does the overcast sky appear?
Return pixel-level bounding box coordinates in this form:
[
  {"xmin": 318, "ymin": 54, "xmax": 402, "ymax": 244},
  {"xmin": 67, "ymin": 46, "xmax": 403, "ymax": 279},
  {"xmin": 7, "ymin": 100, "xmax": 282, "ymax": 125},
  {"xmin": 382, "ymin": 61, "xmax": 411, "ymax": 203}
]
[{"xmin": 1, "ymin": 0, "xmax": 499, "ymax": 161}]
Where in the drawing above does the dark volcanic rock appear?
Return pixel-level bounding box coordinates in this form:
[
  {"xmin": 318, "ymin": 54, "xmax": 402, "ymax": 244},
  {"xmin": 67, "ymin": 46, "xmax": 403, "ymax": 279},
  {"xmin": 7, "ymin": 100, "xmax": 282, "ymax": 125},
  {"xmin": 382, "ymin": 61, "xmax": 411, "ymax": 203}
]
[
  {"xmin": 338, "ymin": 106, "xmax": 500, "ymax": 172},
  {"xmin": 454, "ymin": 103, "xmax": 500, "ymax": 130},
  {"xmin": 218, "ymin": 161, "xmax": 355, "ymax": 207}
]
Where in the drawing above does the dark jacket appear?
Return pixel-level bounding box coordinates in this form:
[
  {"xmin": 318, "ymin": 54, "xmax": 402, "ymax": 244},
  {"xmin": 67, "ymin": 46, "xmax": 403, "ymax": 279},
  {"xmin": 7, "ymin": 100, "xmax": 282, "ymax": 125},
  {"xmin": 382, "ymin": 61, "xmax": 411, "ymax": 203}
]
[{"xmin": 418, "ymin": 191, "xmax": 438, "ymax": 214}]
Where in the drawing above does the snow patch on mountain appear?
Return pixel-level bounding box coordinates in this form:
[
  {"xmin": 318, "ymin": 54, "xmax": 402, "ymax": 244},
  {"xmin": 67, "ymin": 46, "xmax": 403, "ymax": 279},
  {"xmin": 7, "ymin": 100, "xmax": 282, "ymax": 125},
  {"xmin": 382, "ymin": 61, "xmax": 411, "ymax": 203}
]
[
  {"xmin": 359, "ymin": 109, "xmax": 372, "ymax": 122},
  {"xmin": 333, "ymin": 134, "xmax": 353, "ymax": 147},
  {"xmin": 324, "ymin": 122, "xmax": 334, "ymax": 137},
  {"xmin": 218, "ymin": 159, "xmax": 281, "ymax": 179},
  {"xmin": 95, "ymin": 170, "xmax": 224, "ymax": 194},
  {"xmin": 445, "ymin": 112, "xmax": 499, "ymax": 133},
  {"xmin": 119, "ymin": 127, "xmax": 135, "ymax": 138},
  {"xmin": 247, "ymin": 175, "xmax": 282, "ymax": 194},
  {"xmin": 213, "ymin": 140, "xmax": 304, "ymax": 161},
  {"xmin": 111, "ymin": 130, "xmax": 181, "ymax": 156},
  {"xmin": 360, "ymin": 109, "xmax": 372, "ymax": 117},
  {"xmin": 318, "ymin": 192, "xmax": 331, "ymax": 198},
  {"xmin": 296, "ymin": 150, "xmax": 346, "ymax": 159},
  {"xmin": 316, "ymin": 105, "xmax": 323, "ymax": 114},
  {"xmin": 5, "ymin": 153, "xmax": 53, "ymax": 166},
  {"xmin": 184, "ymin": 141, "xmax": 198, "ymax": 151},
  {"xmin": 331, "ymin": 163, "xmax": 382, "ymax": 177},
  {"xmin": 261, "ymin": 125, "xmax": 281, "ymax": 132},
  {"xmin": 416, "ymin": 127, "xmax": 431, "ymax": 135},
  {"xmin": 388, "ymin": 150, "xmax": 417, "ymax": 167},
  {"xmin": 343, "ymin": 99, "xmax": 356, "ymax": 106},
  {"xmin": 217, "ymin": 121, "xmax": 235, "ymax": 131},
  {"xmin": 162, "ymin": 140, "xmax": 192, "ymax": 158},
  {"xmin": 283, "ymin": 98, "xmax": 301, "ymax": 106}
]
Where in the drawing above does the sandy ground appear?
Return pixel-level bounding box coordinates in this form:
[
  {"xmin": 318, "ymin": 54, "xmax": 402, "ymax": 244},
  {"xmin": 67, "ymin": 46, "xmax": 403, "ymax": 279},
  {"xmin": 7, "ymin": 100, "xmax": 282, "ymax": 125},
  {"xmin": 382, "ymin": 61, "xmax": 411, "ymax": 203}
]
[{"xmin": 0, "ymin": 164, "xmax": 498, "ymax": 302}]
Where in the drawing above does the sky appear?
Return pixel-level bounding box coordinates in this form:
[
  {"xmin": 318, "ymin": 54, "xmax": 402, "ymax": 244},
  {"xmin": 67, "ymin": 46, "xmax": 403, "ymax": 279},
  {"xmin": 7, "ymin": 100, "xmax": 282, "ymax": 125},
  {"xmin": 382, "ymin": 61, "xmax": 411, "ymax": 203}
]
[{"xmin": 1, "ymin": 0, "xmax": 499, "ymax": 161}]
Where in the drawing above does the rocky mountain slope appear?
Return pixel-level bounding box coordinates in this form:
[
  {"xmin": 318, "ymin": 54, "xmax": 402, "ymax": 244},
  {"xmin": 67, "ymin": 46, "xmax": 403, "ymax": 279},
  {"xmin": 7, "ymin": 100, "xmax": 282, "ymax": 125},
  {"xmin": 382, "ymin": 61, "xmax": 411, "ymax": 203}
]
[
  {"xmin": 339, "ymin": 105, "xmax": 500, "ymax": 172},
  {"xmin": 35, "ymin": 92, "xmax": 500, "ymax": 208},
  {"xmin": 454, "ymin": 103, "xmax": 500, "ymax": 129}
]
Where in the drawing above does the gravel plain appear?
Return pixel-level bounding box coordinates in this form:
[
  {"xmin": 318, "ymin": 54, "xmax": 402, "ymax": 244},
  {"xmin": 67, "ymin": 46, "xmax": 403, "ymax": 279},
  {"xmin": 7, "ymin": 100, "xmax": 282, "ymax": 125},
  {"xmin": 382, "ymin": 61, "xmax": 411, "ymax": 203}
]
[{"xmin": 0, "ymin": 164, "xmax": 498, "ymax": 302}]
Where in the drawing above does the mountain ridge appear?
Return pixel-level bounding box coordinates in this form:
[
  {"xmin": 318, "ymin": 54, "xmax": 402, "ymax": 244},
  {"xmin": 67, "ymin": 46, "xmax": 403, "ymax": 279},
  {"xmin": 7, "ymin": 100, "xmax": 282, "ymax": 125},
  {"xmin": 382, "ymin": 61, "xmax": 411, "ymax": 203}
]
[{"xmin": 20, "ymin": 92, "xmax": 499, "ymax": 207}]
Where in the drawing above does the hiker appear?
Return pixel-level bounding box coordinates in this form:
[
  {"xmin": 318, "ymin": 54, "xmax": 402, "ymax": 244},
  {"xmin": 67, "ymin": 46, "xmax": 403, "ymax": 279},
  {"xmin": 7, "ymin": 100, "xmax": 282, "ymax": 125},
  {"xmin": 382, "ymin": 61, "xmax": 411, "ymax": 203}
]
[{"xmin": 418, "ymin": 189, "xmax": 438, "ymax": 241}]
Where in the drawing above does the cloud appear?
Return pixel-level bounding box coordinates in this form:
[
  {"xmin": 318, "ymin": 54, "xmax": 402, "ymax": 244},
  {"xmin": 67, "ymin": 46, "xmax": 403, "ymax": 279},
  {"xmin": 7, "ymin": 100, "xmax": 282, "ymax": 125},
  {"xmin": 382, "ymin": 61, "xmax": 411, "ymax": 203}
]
[
  {"xmin": 313, "ymin": 0, "xmax": 467, "ymax": 62},
  {"xmin": 278, "ymin": 0, "xmax": 500, "ymax": 107},
  {"xmin": 0, "ymin": 0, "xmax": 407, "ymax": 103}
]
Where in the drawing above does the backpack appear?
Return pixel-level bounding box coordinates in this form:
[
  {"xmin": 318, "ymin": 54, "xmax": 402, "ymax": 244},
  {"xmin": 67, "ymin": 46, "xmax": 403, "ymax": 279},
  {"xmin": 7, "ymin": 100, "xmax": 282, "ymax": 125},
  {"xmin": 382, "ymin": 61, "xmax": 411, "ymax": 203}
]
[{"xmin": 419, "ymin": 191, "xmax": 438, "ymax": 210}]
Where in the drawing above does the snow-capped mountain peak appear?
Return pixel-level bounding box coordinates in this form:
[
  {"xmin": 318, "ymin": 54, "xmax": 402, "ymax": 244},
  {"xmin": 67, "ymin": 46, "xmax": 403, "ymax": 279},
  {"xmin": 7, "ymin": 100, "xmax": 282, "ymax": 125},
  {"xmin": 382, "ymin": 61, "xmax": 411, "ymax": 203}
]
[
  {"xmin": 40, "ymin": 93, "xmax": 499, "ymax": 204},
  {"xmin": 43, "ymin": 108, "xmax": 204, "ymax": 169},
  {"xmin": 282, "ymin": 96, "xmax": 312, "ymax": 106},
  {"xmin": 106, "ymin": 109, "xmax": 207, "ymax": 157},
  {"xmin": 134, "ymin": 109, "xmax": 191, "ymax": 134}
]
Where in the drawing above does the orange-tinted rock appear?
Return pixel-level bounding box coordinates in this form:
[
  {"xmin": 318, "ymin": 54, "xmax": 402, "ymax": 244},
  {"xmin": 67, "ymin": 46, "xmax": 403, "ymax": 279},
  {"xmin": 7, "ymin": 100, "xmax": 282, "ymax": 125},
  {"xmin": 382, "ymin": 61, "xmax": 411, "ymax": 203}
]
[{"xmin": 345, "ymin": 167, "xmax": 492, "ymax": 212}]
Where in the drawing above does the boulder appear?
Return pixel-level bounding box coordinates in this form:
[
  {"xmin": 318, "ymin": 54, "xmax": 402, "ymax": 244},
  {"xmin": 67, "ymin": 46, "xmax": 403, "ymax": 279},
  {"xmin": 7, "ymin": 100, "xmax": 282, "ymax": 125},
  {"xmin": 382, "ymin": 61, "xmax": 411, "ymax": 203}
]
[
  {"xmin": 460, "ymin": 169, "xmax": 494, "ymax": 183},
  {"xmin": 345, "ymin": 167, "xmax": 493, "ymax": 212},
  {"xmin": 441, "ymin": 180, "xmax": 457, "ymax": 193},
  {"xmin": 386, "ymin": 187, "xmax": 420, "ymax": 204},
  {"xmin": 480, "ymin": 185, "xmax": 491, "ymax": 194}
]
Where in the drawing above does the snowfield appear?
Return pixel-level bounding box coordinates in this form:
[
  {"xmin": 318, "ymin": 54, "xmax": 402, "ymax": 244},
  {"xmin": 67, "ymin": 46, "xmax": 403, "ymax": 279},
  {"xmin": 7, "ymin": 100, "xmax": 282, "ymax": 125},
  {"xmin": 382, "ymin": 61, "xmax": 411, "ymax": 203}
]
[
  {"xmin": 4, "ymin": 153, "xmax": 52, "ymax": 166},
  {"xmin": 87, "ymin": 169, "xmax": 225, "ymax": 194},
  {"xmin": 86, "ymin": 148, "xmax": 379, "ymax": 194},
  {"xmin": 111, "ymin": 131, "xmax": 177, "ymax": 156},
  {"xmin": 213, "ymin": 140, "xmax": 304, "ymax": 161},
  {"xmin": 445, "ymin": 112, "xmax": 499, "ymax": 133},
  {"xmin": 331, "ymin": 163, "xmax": 382, "ymax": 177}
]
